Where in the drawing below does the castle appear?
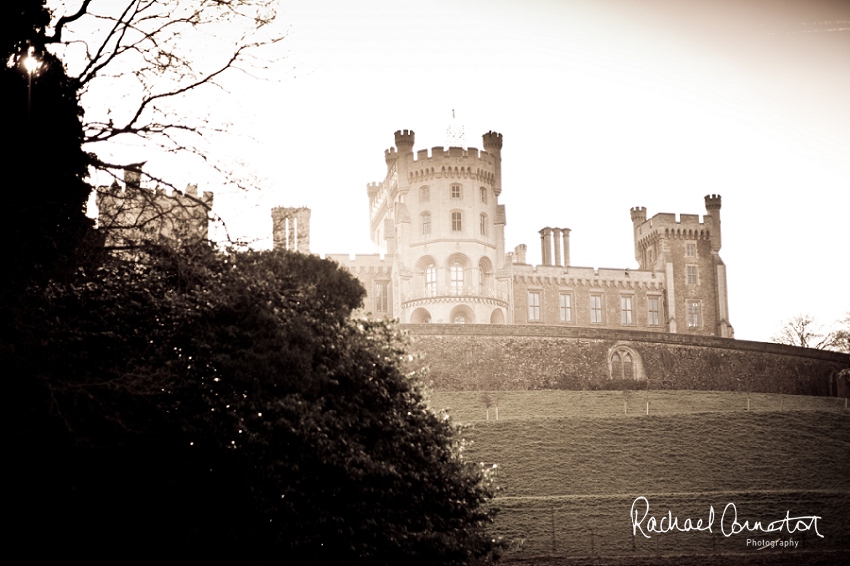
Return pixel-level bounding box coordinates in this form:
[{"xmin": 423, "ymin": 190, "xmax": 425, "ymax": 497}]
[
  {"xmin": 97, "ymin": 168, "xmax": 214, "ymax": 250},
  {"xmin": 273, "ymin": 129, "xmax": 734, "ymax": 339},
  {"xmin": 95, "ymin": 132, "xmax": 847, "ymax": 393}
]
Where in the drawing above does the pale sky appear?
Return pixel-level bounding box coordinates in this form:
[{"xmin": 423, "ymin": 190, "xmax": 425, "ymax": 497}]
[{"xmin": 68, "ymin": 0, "xmax": 850, "ymax": 343}]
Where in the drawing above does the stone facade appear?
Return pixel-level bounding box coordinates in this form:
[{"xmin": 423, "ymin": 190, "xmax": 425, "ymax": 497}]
[
  {"xmin": 97, "ymin": 169, "xmax": 213, "ymax": 249},
  {"xmin": 273, "ymin": 129, "xmax": 733, "ymax": 338},
  {"xmin": 267, "ymin": 129, "xmax": 848, "ymax": 393}
]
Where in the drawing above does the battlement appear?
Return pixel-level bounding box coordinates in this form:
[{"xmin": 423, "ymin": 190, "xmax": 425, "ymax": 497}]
[
  {"xmin": 630, "ymin": 206, "xmax": 647, "ymax": 223},
  {"xmin": 482, "ymin": 130, "xmax": 503, "ymax": 151},
  {"xmin": 411, "ymin": 146, "xmax": 487, "ymax": 162},
  {"xmin": 97, "ymin": 174, "xmax": 213, "ymax": 249},
  {"xmin": 384, "ymin": 147, "xmax": 398, "ymax": 165},
  {"xmin": 512, "ymin": 263, "xmax": 662, "ymax": 288},
  {"xmin": 705, "ymin": 194, "xmax": 722, "ymax": 210},
  {"xmin": 325, "ymin": 253, "xmax": 393, "ymax": 273},
  {"xmin": 394, "ymin": 129, "xmax": 415, "ymax": 150},
  {"xmin": 367, "ymin": 182, "xmax": 381, "ymax": 198}
]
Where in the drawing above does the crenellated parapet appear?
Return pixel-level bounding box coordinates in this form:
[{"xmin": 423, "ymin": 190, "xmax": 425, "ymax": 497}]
[
  {"xmin": 97, "ymin": 168, "xmax": 213, "ymax": 249},
  {"xmin": 511, "ymin": 263, "xmax": 663, "ymax": 291},
  {"xmin": 326, "ymin": 253, "xmax": 394, "ymax": 274},
  {"xmin": 406, "ymin": 146, "xmax": 498, "ymax": 186},
  {"xmin": 632, "ymin": 208, "xmax": 716, "ymax": 260}
]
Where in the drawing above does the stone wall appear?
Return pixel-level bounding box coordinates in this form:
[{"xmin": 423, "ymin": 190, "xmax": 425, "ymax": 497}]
[{"xmin": 402, "ymin": 324, "xmax": 850, "ymax": 396}]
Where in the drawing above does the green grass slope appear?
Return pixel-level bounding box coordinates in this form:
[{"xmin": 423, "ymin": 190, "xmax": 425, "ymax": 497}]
[{"xmin": 428, "ymin": 391, "xmax": 850, "ymax": 561}]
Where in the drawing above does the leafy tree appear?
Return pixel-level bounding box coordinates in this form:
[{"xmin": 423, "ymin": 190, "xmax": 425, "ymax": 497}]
[
  {"xmin": 9, "ymin": 246, "xmax": 500, "ymax": 565},
  {"xmin": 2, "ymin": 0, "xmax": 95, "ymax": 286}
]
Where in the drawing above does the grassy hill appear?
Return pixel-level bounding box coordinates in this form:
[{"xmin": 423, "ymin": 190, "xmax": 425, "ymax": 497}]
[{"xmin": 427, "ymin": 391, "xmax": 850, "ymax": 564}]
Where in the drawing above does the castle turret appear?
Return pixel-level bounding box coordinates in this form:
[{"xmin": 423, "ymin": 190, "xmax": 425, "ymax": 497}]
[
  {"xmin": 704, "ymin": 194, "xmax": 721, "ymax": 252},
  {"xmin": 394, "ymin": 130, "xmax": 414, "ymax": 199},
  {"xmin": 630, "ymin": 206, "xmax": 647, "ymax": 264},
  {"xmin": 482, "ymin": 131, "xmax": 503, "ymax": 197}
]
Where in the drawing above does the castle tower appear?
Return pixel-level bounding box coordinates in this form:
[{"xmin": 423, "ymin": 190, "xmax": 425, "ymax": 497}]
[
  {"xmin": 271, "ymin": 206, "xmax": 311, "ymax": 253},
  {"xmin": 371, "ymin": 129, "xmax": 508, "ymax": 324},
  {"xmin": 630, "ymin": 197, "xmax": 732, "ymax": 337}
]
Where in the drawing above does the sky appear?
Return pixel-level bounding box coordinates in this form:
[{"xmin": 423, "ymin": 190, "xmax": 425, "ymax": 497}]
[{"xmin": 64, "ymin": 0, "xmax": 850, "ymax": 343}]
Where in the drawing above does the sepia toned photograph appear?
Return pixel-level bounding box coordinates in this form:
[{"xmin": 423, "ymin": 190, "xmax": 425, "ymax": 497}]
[{"xmin": 4, "ymin": 1, "xmax": 848, "ymax": 564}]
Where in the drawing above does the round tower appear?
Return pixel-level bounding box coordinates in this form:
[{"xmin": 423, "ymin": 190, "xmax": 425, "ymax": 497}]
[
  {"xmin": 482, "ymin": 131, "xmax": 503, "ymax": 197},
  {"xmin": 390, "ymin": 129, "xmax": 507, "ymax": 325},
  {"xmin": 704, "ymin": 194, "xmax": 722, "ymax": 252},
  {"xmin": 394, "ymin": 129, "xmax": 415, "ymax": 153},
  {"xmin": 630, "ymin": 206, "xmax": 647, "ymax": 263}
]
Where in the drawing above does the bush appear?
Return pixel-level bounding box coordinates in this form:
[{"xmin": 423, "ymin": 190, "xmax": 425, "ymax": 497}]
[{"xmin": 7, "ymin": 245, "xmax": 500, "ymax": 564}]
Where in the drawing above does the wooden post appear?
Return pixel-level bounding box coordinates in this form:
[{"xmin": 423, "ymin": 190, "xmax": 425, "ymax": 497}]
[{"xmin": 551, "ymin": 507, "xmax": 557, "ymax": 552}]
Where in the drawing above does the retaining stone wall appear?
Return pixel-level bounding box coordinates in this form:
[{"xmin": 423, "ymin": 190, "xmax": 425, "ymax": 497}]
[{"xmin": 401, "ymin": 324, "xmax": 850, "ymax": 396}]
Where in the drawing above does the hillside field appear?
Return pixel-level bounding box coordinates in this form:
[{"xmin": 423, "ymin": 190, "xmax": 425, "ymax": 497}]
[{"xmin": 428, "ymin": 391, "xmax": 850, "ymax": 565}]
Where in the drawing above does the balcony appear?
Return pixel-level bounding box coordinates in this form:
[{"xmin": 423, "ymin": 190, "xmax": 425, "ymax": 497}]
[{"xmin": 401, "ymin": 286, "xmax": 509, "ymax": 307}]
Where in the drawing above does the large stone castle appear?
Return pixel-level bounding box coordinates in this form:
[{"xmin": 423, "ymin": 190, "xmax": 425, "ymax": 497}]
[
  {"xmin": 273, "ymin": 129, "xmax": 734, "ymax": 339},
  {"xmin": 95, "ymin": 132, "xmax": 846, "ymax": 393}
]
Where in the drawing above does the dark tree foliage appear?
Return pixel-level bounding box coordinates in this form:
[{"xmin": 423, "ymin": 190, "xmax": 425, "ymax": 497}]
[
  {"xmin": 9, "ymin": 246, "xmax": 499, "ymax": 565},
  {"xmin": 2, "ymin": 0, "xmax": 94, "ymax": 287}
]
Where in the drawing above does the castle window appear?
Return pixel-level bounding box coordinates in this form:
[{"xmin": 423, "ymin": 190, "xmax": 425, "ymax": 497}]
[
  {"xmin": 422, "ymin": 212, "xmax": 431, "ymax": 235},
  {"xmin": 451, "ymin": 211, "xmax": 463, "ymax": 232},
  {"xmin": 480, "ymin": 187, "xmax": 487, "ymax": 204},
  {"xmin": 686, "ymin": 265, "xmax": 698, "ymax": 285},
  {"xmin": 375, "ymin": 281, "xmax": 389, "ymax": 313},
  {"xmin": 420, "ymin": 186, "xmax": 430, "ymax": 202},
  {"xmin": 425, "ymin": 264, "xmax": 437, "ymax": 296},
  {"xmin": 610, "ymin": 345, "xmax": 641, "ymax": 379},
  {"xmin": 559, "ymin": 293, "xmax": 572, "ymax": 323},
  {"xmin": 590, "ymin": 295, "xmax": 603, "ymax": 324},
  {"xmin": 450, "ymin": 263, "xmax": 464, "ymax": 294},
  {"xmin": 479, "ymin": 213, "xmax": 487, "ymax": 236},
  {"xmin": 454, "ymin": 313, "xmax": 467, "ymax": 324},
  {"xmin": 621, "ymin": 296, "xmax": 634, "ymax": 325},
  {"xmin": 685, "ymin": 242, "xmax": 696, "ymax": 257},
  {"xmin": 687, "ymin": 300, "xmax": 701, "ymax": 328},
  {"xmin": 451, "ymin": 184, "xmax": 462, "ymax": 199},
  {"xmin": 648, "ymin": 248, "xmax": 654, "ymax": 264},
  {"xmin": 647, "ymin": 296, "xmax": 660, "ymax": 326},
  {"xmin": 528, "ymin": 292, "xmax": 541, "ymax": 321}
]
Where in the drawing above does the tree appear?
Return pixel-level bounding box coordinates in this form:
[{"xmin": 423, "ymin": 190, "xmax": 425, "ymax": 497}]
[
  {"xmin": 2, "ymin": 0, "xmax": 95, "ymax": 286},
  {"xmin": 771, "ymin": 313, "xmax": 848, "ymax": 351},
  {"xmin": 44, "ymin": 0, "xmax": 283, "ymax": 190},
  {"xmin": 828, "ymin": 312, "xmax": 850, "ymax": 354},
  {"xmin": 8, "ymin": 246, "xmax": 501, "ymax": 564}
]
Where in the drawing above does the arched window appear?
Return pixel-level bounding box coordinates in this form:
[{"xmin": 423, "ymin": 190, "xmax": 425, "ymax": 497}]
[
  {"xmin": 420, "ymin": 186, "xmax": 430, "ymax": 202},
  {"xmin": 450, "ymin": 262, "xmax": 464, "ymax": 294},
  {"xmin": 421, "ymin": 212, "xmax": 431, "ymax": 235},
  {"xmin": 480, "ymin": 186, "xmax": 487, "ymax": 204},
  {"xmin": 610, "ymin": 345, "xmax": 641, "ymax": 380},
  {"xmin": 424, "ymin": 264, "xmax": 436, "ymax": 296},
  {"xmin": 454, "ymin": 313, "xmax": 467, "ymax": 324},
  {"xmin": 451, "ymin": 211, "xmax": 463, "ymax": 232},
  {"xmin": 622, "ymin": 353, "xmax": 634, "ymax": 379}
]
